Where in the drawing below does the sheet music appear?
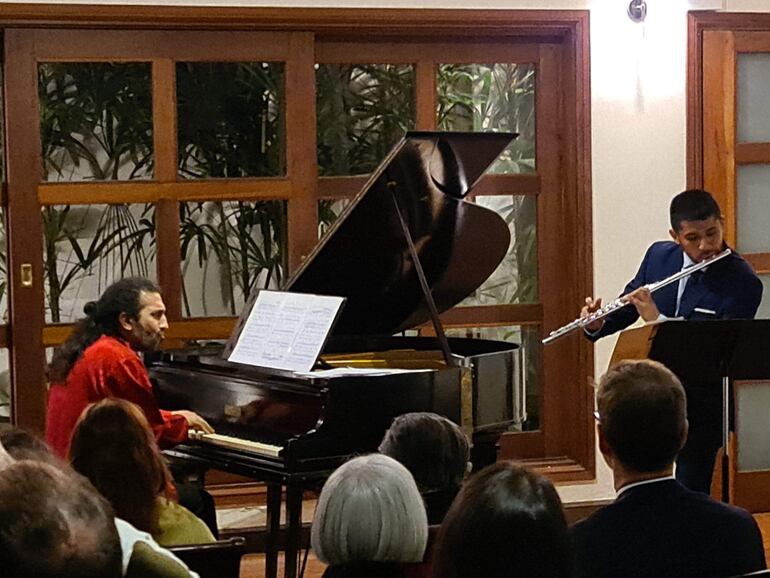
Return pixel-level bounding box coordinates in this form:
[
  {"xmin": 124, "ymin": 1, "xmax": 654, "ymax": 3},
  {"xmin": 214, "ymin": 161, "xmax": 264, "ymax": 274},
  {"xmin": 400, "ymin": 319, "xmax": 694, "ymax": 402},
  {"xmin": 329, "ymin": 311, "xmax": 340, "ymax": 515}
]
[{"xmin": 228, "ymin": 290, "xmax": 345, "ymax": 373}]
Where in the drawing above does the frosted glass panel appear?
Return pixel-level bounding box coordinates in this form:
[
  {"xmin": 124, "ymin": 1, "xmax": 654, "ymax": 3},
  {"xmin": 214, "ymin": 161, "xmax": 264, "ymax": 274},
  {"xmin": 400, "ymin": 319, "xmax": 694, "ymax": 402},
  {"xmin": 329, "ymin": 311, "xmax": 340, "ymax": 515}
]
[
  {"xmin": 757, "ymin": 275, "xmax": 770, "ymax": 320},
  {"xmin": 736, "ymin": 165, "xmax": 770, "ymax": 254},
  {"xmin": 736, "ymin": 381, "xmax": 770, "ymax": 471},
  {"xmin": 738, "ymin": 53, "xmax": 770, "ymax": 143}
]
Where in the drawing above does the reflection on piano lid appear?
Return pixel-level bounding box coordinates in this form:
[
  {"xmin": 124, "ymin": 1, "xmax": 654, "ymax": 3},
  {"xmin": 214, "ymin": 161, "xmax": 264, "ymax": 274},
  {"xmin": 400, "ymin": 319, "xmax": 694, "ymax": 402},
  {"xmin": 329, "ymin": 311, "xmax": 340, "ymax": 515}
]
[{"xmin": 151, "ymin": 131, "xmax": 524, "ymax": 478}]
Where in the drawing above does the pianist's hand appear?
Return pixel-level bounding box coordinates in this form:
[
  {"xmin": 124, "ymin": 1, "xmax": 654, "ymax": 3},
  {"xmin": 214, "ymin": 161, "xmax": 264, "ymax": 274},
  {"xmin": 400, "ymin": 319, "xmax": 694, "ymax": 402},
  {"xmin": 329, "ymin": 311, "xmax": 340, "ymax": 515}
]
[
  {"xmin": 172, "ymin": 410, "xmax": 215, "ymax": 434},
  {"xmin": 581, "ymin": 297, "xmax": 605, "ymax": 333}
]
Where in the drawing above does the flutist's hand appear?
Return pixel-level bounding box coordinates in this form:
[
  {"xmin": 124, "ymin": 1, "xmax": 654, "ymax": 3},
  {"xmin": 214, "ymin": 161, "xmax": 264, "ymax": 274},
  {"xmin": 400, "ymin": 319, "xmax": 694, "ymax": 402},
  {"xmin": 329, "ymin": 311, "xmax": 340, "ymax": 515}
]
[
  {"xmin": 581, "ymin": 297, "xmax": 605, "ymax": 333},
  {"xmin": 624, "ymin": 287, "xmax": 660, "ymax": 322}
]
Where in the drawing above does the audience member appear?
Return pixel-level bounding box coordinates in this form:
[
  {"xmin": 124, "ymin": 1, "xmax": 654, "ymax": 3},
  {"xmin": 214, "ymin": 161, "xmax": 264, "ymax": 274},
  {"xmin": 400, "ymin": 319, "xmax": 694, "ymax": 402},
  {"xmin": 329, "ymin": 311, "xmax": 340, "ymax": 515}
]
[
  {"xmin": 0, "ymin": 427, "xmax": 63, "ymax": 466},
  {"xmin": 571, "ymin": 359, "xmax": 766, "ymax": 577},
  {"xmin": 379, "ymin": 412, "xmax": 470, "ymax": 525},
  {"xmin": 312, "ymin": 454, "xmax": 428, "ymax": 578},
  {"xmin": 70, "ymin": 398, "xmax": 215, "ymax": 547},
  {"xmin": 0, "ymin": 429, "xmax": 200, "ymax": 577},
  {"xmin": 432, "ymin": 461, "xmax": 571, "ymax": 578},
  {"xmin": 0, "ymin": 459, "xmax": 122, "ymax": 578}
]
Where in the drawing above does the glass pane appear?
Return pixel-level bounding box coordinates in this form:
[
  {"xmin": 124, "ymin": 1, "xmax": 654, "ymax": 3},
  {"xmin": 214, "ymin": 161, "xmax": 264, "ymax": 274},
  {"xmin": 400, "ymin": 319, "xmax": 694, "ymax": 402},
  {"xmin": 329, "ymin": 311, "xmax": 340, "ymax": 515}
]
[
  {"xmin": 0, "ymin": 209, "xmax": 6, "ymax": 321},
  {"xmin": 43, "ymin": 204, "xmax": 157, "ymax": 323},
  {"xmin": 177, "ymin": 62, "xmax": 285, "ymax": 178},
  {"xmin": 757, "ymin": 274, "xmax": 770, "ymax": 320},
  {"xmin": 39, "ymin": 63, "xmax": 153, "ymax": 182},
  {"xmin": 318, "ymin": 198, "xmax": 351, "ymax": 239},
  {"xmin": 316, "ymin": 64, "xmax": 416, "ymax": 176},
  {"xmin": 445, "ymin": 324, "xmax": 540, "ymax": 431},
  {"xmin": 437, "ymin": 63, "xmax": 535, "ymax": 174},
  {"xmin": 0, "ymin": 349, "xmax": 9, "ymax": 425},
  {"xmin": 459, "ymin": 195, "xmax": 537, "ymax": 306},
  {"xmin": 181, "ymin": 200, "xmax": 287, "ymax": 317},
  {"xmin": 737, "ymin": 165, "xmax": 770, "ymax": 254},
  {"xmin": 737, "ymin": 53, "xmax": 770, "ymax": 143},
  {"xmin": 0, "ymin": 62, "xmax": 4, "ymax": 182}
]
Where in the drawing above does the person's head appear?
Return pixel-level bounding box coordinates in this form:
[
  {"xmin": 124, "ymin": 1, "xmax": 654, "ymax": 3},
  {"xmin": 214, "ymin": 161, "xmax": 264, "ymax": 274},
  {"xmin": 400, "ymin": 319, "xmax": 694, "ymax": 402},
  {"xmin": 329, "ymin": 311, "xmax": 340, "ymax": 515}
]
[
  {"xmin": 433, "ymin": 462, "xmax": 570, "ymax": 578},
  {"xmin": 49, "ymin": 277, "xmax": 166, "ymax": 382},
  {"xmin": 596, "ymin": 359, "xmax": 688, "ymax": 475},
  {"xmin": 0, "ymin": 460, "xmax": 122, "ymax": 578},
  {"xmin": 379, "ymin": 412, "xmax": 470, "ymax": 493},
  {"xmin": 311, "ymin": 454, "xmax": 428, "ymax": 567},
  {"xmin": 669, "ymin": 189, "xmax": 725, "ymax": 263},
  {"xmin": 69, "ymin": 398, "xmax": 172, "ymax": 534},
  {"xmin": 0, "ymin": 428, "xmax": 61, "ymax": 467}
]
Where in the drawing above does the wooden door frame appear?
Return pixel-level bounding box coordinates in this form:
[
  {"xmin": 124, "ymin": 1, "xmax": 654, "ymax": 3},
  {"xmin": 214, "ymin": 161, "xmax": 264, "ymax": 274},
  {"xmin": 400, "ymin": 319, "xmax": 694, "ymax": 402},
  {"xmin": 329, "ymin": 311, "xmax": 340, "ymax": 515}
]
[
  {"xmin": 0, "ymin": 5, "xmax": 593, "ymax": 483},
  {"xmin": 687, "ymin": 10, "xmax": 770, "ymax": 188},
  {"xmin": 688, "ymin": 10, "xmax": 770, "ymax": 274}
]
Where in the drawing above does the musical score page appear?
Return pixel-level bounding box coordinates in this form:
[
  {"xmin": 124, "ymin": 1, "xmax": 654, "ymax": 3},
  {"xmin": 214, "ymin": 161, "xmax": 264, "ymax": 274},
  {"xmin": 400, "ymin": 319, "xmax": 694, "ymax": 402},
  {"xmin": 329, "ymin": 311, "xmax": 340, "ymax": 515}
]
[{"xmin": 228, "ymin": 290, "xmax": 345, "ymax": 373}]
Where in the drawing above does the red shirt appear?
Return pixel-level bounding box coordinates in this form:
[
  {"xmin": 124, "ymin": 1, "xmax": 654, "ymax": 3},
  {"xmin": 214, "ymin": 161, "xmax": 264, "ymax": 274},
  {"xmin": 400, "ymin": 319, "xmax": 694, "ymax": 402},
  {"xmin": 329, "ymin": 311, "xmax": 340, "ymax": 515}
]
[{"xmin": 46, "ymin": 334, "xmax": 188, "ymax": 458}]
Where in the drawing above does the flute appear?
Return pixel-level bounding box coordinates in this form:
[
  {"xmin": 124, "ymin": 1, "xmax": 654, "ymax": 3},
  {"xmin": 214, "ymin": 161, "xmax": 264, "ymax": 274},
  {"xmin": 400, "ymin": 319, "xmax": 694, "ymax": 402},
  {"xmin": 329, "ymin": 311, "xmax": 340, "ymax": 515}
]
[{"xmin": 542, "ymin": 248, "xmax": 732, "ymax": 345}]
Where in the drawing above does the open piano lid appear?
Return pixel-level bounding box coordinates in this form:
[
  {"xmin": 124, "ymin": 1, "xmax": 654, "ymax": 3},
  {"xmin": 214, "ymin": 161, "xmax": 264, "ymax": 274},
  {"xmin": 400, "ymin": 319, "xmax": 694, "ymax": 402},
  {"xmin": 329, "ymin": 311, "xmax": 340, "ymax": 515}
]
[{"xmin": 235, "ymin": 131, "xmax": 517, "ymax": 340}]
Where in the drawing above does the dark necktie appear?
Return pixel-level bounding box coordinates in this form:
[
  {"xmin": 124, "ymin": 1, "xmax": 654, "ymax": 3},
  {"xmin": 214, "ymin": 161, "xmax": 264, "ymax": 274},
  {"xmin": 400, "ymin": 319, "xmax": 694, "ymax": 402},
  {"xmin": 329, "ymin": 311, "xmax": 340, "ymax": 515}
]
[{"xmin": 678, "ymin": 269, "xmax": 704, "ymax": 316}]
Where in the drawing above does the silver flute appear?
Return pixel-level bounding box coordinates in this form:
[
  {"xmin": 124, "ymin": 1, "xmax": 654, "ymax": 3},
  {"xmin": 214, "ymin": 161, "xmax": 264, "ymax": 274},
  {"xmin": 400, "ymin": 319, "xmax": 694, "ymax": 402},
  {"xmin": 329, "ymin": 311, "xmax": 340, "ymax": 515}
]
[{"xmin": 542, "ymin": 248, "xmax": 732, "ymax": 345}]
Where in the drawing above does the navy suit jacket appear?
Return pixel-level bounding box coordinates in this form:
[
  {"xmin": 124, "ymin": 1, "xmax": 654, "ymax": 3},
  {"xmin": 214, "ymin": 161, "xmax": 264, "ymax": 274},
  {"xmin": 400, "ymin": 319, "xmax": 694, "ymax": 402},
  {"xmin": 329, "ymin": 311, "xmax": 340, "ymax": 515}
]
[
  {"xmin": 571, "ymin": 479, "xmax": 766, "ymax": 578},
  {"xmin": 590, "ymin": 241, "xmax": 763, "ymax": 341}
]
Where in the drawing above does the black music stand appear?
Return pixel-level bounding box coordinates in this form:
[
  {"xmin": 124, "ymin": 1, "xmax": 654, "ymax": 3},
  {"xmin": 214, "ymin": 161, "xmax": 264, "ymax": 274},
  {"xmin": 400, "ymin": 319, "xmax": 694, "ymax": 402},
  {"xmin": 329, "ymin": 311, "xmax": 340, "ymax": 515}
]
[{"xmin": 611, "ymin": 319, "xmax": 770, "ymax": 502}]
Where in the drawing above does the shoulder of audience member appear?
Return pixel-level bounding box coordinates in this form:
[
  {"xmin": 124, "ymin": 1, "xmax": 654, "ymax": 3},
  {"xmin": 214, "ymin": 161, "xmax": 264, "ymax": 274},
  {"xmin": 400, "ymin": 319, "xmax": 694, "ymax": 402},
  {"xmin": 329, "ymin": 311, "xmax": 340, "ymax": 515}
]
[{"xmin": 116, "ymin": 517, "xmax": 200, "ymax": 578}]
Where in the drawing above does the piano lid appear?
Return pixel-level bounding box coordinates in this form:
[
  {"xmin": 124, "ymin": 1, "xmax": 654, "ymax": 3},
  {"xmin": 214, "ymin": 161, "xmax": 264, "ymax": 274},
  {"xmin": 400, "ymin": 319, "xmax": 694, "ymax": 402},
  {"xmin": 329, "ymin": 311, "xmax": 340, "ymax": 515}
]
[{"xmin": 238, "ymin": 131, "xmax": 517, "ymax": 338}]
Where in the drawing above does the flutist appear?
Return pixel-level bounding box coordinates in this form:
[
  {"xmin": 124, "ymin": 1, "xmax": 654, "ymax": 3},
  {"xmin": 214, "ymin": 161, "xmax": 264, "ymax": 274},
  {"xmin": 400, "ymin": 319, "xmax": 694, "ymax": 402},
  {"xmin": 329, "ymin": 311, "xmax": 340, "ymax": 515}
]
[{"xmin": 581, "ymin": 189, "xmax": 762, "ymax": 494}]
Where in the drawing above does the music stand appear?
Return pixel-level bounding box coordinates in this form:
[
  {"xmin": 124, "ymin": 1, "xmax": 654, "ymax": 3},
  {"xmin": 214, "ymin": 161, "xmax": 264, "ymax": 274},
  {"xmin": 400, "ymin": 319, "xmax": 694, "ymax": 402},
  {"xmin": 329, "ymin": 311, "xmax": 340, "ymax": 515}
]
[{"xmin": 610, "ymin": 319, "xmax": 770, "ymax": 502}]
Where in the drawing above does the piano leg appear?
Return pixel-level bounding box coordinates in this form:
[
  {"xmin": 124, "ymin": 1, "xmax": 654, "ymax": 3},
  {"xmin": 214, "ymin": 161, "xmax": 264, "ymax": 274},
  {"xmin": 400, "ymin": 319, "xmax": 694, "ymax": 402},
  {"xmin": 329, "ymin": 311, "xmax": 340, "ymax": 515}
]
[
  {"xmin": 284, "ymin": 484, "xmax": 303, "ymax": 578},
  {"xmin": 265, "ymin": 483, "xmax": 281, "ymax": 578}
]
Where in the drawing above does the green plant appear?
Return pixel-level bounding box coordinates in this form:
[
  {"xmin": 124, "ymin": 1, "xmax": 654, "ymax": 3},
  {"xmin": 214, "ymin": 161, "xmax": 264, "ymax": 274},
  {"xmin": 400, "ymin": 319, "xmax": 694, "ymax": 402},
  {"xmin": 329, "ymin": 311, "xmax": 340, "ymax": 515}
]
[
  {"xmin": 437, "ymin": 63, "xmax": 535, "ymax": 174},
  {"xmin": 179, "ymin": 200, "xmax": 286, "ymax": 316},
  {"xmin": 316, "ymin": 64, "xmax": 415, "ymax": 176},
  {"xmin": 39, "ymin": 63, "xmax": 155, "ymax": 322}
]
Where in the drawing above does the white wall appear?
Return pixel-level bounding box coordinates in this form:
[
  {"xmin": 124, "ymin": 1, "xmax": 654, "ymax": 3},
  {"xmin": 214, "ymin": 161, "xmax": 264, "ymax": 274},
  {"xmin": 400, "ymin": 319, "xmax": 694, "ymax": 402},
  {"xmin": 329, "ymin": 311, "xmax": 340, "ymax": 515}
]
[{"xmin": 9, "ymin": 0, "xmax": 770, "ymax": 500}]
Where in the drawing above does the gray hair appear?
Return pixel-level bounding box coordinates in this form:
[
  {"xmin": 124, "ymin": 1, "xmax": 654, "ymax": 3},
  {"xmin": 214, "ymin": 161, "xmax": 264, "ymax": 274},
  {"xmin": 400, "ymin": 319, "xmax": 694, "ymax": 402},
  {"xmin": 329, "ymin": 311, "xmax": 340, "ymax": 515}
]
[{"xmin": 311, "ymin": 454, "xmax": 428, "ymax": 566}]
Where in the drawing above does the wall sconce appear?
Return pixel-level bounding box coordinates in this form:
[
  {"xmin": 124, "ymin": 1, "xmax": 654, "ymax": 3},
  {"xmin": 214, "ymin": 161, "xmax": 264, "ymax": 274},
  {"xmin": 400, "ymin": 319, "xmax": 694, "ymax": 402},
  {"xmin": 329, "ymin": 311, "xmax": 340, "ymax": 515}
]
[{"xmin": 628, "ymin": 0, "xmax": 647, "ymax": 23}]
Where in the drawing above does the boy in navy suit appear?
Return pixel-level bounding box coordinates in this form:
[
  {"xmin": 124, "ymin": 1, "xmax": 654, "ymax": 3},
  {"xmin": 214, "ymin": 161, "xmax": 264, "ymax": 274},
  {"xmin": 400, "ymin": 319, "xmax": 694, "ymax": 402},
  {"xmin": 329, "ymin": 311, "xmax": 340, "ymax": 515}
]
[
  {"xmin": 571, "ymin": 360, "xmax": 765, "ymax": 578},
  {"xmin": 581, "ymin": 189, "xmax": 762, "ymax": 492}
]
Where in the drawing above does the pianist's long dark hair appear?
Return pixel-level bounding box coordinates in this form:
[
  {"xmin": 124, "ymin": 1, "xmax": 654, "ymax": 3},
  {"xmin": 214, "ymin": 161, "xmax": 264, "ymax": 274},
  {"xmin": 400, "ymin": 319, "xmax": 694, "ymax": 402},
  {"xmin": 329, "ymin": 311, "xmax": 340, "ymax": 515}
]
[
  {"xmin": 69, "ymin": 398, "xmax": 173, "ymax": 535},
  {"xmin": 48, "ymin": 277, "xmax": 161, "ymax": 383},
  {"xmin": 432, "ymin": 462, "xmax": 572, "ymax": 578}
]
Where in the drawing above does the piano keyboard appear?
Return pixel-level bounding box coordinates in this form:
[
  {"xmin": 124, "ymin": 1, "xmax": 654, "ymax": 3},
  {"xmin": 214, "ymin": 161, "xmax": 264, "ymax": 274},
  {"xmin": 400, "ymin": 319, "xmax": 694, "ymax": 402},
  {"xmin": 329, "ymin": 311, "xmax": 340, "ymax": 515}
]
[{"xmin": 188, "ymin": 431, "xmax": 283, "ymax": 458}]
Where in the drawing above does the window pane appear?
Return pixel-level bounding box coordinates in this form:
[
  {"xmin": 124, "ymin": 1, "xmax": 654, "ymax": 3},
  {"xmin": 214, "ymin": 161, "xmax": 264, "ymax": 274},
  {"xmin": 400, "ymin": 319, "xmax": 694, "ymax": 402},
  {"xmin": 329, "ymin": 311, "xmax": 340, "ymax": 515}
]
[
  {"xmin": 316, "ymin": 64, "xmax": 415, "ymax": 176},
  {"xmin": 318, "ymin": 198, "xmax": 351, "ymax": 239},
  {"xmin": 0, "ymin": 350, "xmax": 9, "ymax": 425},
  {"xmin": 181, "ymin": 200, "xmax": 287, "ymax": 317},
  {"xmin": 459, "ymin": 195, "xmax": 537, "ymax": 306},
  {"xmin": 437, "ymin": 63, "xmax": 535, "ymax": 174},
  {"xmin": 43, "ymin": 204, "xmax": 157, "ymax": 323},
  {"xmin": 757, "ymin": 275, "xmax": 770, "ymax": 320},
  {"xmin": 737, "ymin": 53, "xmax": 770, "ymax": 143},
  {"xmin": 0, "ymin": 209, "xmax": 6, "ymax": 321},
  {"xmin": 39, "ymin": 63, "xmax": 153, "ymax": 182},
  {"xmin": 445, "ymin": 324, "xmax": 540, "ymax": 431},
  {"xmin": 177, "ymin": 62, "xmax": 285, "ymax": 178},
  {"xmin": 737, "ymin": 164, "xmax": 770, "ymax": 254}
]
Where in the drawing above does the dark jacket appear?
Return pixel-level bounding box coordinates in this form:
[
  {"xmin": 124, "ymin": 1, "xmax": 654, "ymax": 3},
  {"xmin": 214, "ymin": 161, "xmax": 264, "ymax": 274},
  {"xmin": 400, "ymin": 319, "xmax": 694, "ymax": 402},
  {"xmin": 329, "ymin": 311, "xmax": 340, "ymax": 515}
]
[{"xmin": 571, "ymin": 479, "xmax": 766, "ymax": 577}]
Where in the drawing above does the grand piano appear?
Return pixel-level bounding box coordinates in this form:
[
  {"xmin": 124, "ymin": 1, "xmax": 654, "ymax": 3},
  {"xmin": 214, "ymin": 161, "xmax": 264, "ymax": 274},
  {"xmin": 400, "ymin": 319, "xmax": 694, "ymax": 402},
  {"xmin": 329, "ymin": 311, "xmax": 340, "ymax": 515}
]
[{"xmin": 150, "ymin": 131, "xmax": 525, "ymax": 578}]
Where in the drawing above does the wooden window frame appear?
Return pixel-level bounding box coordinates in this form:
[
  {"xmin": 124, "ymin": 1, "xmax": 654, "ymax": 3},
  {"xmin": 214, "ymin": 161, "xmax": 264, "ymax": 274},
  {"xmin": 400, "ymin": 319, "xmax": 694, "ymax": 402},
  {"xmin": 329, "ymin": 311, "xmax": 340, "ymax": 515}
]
[{"xmin": 1, "ymin": 5, "xmax": 593, "ymax": 483}]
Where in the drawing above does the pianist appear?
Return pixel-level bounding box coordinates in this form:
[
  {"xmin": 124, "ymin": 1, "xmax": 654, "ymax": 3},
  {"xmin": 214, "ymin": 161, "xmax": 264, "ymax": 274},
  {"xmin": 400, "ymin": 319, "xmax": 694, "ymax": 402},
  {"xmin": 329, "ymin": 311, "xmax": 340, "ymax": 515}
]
[{"xmin": 46, "ymin": 277, "xmax": 214, "ymax": 458}]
